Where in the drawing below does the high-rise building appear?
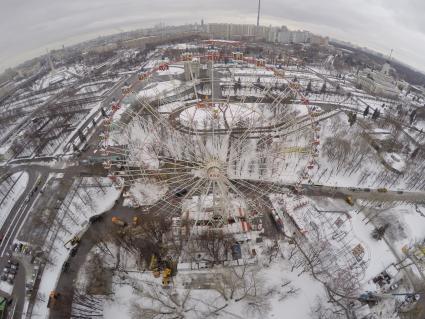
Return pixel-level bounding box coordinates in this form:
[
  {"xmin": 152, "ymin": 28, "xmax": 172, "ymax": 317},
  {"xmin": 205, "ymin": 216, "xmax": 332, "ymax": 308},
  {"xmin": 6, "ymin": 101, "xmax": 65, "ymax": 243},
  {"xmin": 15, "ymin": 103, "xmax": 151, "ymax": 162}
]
[
  {"xmin": 292, "ymin": 30, "xmax": 310, "ymax": 43},
  {"xmin": 257, "ymin": 0, "xmax": 261, "ymax": 27}
]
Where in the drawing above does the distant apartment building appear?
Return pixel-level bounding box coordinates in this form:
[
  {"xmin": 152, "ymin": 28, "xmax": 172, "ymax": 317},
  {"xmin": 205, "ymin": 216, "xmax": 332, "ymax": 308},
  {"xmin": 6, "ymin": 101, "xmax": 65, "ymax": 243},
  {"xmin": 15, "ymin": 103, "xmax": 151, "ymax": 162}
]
[
  {"xmin": 291, "ymin": 30, "xmax": 310, "ymax": 43},
  {"xmin": 207, "ymin": 23, "xmax": 255, "ymax": 40},
  {"xmin": 207, "ymin": 23, "xmax": 275, "ymax": 41},
  {"xmin": 207, "ymin": 23, "xmax": 323, "ymax": 46}
]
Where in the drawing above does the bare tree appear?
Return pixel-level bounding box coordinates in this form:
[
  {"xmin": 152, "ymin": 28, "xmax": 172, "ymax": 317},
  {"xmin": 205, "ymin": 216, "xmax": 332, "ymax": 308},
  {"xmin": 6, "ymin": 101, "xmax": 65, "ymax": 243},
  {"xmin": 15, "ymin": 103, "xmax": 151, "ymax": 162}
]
[
  {"xmin": 130, "ymin": 284, "xmax": 199, "ymax": 319},
  {"xmin": 196, "ymin": 229, "xmax": 233, "ymax": 265}
]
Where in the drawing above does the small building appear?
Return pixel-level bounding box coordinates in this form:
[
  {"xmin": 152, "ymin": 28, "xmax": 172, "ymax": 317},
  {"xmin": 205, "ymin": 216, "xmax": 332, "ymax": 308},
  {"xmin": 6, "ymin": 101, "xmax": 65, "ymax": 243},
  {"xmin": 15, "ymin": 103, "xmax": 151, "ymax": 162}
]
[
  {"xmin": 357, "ymin": 63, "xmax": 399, "ymax": 99},
  {"xmin": 232, "ymin": 51, "xmax": 244, "ymax": 61}
]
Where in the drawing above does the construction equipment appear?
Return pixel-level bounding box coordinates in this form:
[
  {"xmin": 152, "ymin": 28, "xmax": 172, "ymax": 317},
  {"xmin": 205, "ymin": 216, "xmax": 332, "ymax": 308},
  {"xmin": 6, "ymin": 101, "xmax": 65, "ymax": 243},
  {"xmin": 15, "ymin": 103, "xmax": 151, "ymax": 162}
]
[
  {"xmin": 377, "ymin": 188, "xmax": 388, "ymax": 193},
  {"xmin": 162, "ymin": 268, "xmax": 172, "ymax": 286},
  {"xmin": 158, "ymin": 63, "xmax": 169, "ymax": 71},
  {"xmin": 345, "ymin": 196, "xmax": 354, "ymax": 206},
  {"xmin": 111, "ymin": 217, "xmax": 126, "ymax": 227},
  {"xmin": 70, "ymin": 236, "xmax": 80, "ymax": 246},
  {"xmin": 132, "ymin": 216, "xmax": 140, "ymax": 226},
  {"xmin": 64, "ymin": 235, "xmax": 80, "ymax": 248},
  {"xmin": 47, "ymin": 291, "xmax": 60, "ymax": 308}
]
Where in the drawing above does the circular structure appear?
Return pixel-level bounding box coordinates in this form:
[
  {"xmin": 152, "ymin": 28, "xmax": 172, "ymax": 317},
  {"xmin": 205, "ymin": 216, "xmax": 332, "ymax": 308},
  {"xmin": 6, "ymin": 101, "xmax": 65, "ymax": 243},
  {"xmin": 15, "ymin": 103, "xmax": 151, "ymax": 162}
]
[{"xmin": 103, "ymin": 46, "xmax": 320, "ymax": 223}]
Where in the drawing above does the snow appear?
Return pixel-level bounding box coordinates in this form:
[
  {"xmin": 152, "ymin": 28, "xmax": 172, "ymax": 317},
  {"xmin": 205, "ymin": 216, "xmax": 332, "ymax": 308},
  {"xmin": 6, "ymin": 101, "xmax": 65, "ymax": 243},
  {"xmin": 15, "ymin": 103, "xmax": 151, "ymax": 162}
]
[
  {"xmin": 382, "ymin": 152, "xmax": 406, "ymax": 172},
  {"xmin": 74, "ymin": 240, "xmax": 328, "ymax": 319},
  {"xmin": 264, "ymin": 261, "xmax": 326, "ymax": 319},
  {"xmin": 103, "ymin": 283, "xmax": 134, "ymax": 319},
  {"xmin": 169, "ymin": 43, "xmax": 199, "ymax": 50},
  {"xmin": 349, "ymin": 210, "xmax": 397, "ymax": 280},
  {"xmin": 32, "ymin": 67, "xmax": 78, "ymax": 90},
  {"xmin": 0, "ymin": 281, "xmax": 13, "ymax": 295},
  {"xmin": 137, "ymin": 79, "xmax": 182, "ymax": 99},
  {"xmin": 124, "ymin": 180, "xmax": 168, "ymax": 207},
  {"xmin": 233, "ymin": 68, "xmax": 274, "ymax": 77}
]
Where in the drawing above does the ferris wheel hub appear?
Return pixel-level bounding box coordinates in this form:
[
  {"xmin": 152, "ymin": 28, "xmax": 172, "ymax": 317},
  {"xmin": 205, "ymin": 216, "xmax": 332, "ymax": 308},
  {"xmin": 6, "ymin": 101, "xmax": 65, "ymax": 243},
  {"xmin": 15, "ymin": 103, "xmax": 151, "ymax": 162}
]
[{"xmin": 205, "ymin": 160, "xmax": 224, "ymax": 181}]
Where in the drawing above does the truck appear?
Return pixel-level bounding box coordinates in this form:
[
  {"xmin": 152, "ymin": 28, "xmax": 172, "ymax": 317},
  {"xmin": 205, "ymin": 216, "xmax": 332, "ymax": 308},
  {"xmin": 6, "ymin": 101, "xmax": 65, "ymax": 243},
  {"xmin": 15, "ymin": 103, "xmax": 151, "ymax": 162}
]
[
  {"xmin": 345, "ymin": 196, "xmax": 354, "ymax": 206},
  {"xmin": 377, "ymin": 188, "xmax": 388, "ymax": 193},
  {"xmin": 111, "ymin": 217, "xmax": 127, "ymax": 227},
  {"xmin": 132, "ymin": 216, "xmax": 140, "ymax": 226},
  {"xmin": 162, "ymin": 268, "xmax": 172, "ymax": 286},
  {"xmin": 149, "ymin": 255, "xmax": 158, "ymax": 271},
  {"xmin": 47, "ymin": 291, "xmax": 60, "ymax": 308},
  {"xmin": 271, "ymin": 210, "xmax": 284, "ymax": 232}
]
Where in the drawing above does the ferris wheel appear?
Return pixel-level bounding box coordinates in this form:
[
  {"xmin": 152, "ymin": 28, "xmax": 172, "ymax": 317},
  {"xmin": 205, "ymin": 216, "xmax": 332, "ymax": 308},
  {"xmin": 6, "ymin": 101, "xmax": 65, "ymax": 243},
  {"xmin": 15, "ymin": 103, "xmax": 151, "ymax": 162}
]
[{"xmin": 102, "ymin": 44, "xmax": 321, "ymax": 230}]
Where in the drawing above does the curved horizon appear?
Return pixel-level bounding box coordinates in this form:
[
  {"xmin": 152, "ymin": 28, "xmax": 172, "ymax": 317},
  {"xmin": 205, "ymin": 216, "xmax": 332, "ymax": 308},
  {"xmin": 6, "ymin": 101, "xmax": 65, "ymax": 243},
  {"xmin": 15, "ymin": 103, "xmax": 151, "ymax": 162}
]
[{"xmin": 1, "ymin": 0, "xmax": 425, "ymax": 74}]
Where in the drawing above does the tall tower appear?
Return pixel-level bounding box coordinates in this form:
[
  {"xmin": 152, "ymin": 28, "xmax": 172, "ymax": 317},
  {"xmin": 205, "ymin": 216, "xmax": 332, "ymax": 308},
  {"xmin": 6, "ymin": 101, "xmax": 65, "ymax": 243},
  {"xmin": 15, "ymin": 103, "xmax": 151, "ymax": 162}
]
[
  {"xmin": 257, "ymin": 0, "xmax": 261, "ymax": 26},
  {"xmin": 47, "ymin": 50, "xmax": 55, "ymax": 72}
]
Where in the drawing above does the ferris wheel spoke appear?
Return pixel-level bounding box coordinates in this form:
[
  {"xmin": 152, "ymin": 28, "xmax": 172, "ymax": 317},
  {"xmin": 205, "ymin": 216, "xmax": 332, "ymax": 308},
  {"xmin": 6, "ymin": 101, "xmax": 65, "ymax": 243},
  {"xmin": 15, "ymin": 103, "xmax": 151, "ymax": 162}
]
[
  {"xmin": 161, "ymin": 173, "xmax": 200, "ymax": 196},
  {"xmin": 163, "ymin": 178, "xmax": 201, "ymax": 203},
  {"xmin": 229, "ymin": 179, "xmax": 275, "ymax": 211},
  {"xmin": 223, "ymin": 178, "xmax": 270, "ymax": 213},
  {"xmin": 175, "ymin": 177, "xmax": 211, "ymax": 206},
  {"xmin": 186, "ymin": 179, "xmax": 213, "ymax": 241}
]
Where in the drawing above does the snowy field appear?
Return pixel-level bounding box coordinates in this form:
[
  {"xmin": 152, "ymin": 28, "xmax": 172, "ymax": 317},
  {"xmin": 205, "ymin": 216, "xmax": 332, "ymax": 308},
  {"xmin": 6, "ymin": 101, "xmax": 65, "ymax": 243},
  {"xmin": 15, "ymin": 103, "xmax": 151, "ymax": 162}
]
[{"xmin": 71, "ymin": 238, "xmax": 328, "ymax": 319}]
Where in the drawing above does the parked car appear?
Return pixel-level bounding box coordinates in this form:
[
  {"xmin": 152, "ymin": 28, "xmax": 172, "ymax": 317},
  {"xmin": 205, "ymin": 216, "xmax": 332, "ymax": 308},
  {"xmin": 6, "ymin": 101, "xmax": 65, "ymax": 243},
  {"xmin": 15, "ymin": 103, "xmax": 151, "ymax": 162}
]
[
  {"xmin": 89, "ymin": 214, "xmax": 103, "ymax": 224},
  {"xmin": 8, "ymin": 259, "xmax": 19, "ymax": 266}
]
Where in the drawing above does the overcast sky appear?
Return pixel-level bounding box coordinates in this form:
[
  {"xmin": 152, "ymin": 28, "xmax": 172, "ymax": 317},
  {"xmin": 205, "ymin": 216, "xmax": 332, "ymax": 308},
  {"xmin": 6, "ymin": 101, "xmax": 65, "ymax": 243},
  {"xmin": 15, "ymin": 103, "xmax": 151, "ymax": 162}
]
[{"xmin": 1, "ymin": 0, "xmax": 424, "ymax": 73}]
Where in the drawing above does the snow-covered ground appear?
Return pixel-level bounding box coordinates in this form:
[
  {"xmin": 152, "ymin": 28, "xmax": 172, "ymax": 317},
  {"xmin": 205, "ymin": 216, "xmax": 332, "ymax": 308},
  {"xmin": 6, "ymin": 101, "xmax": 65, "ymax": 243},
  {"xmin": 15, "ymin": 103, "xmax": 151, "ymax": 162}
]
[
  {"xmin": 124, "ymin": 180, "xmax": 168, "ymax": 207},
  {"xmin": 73, "ymin": 238, "xmax": 328, "ymax": 319}
]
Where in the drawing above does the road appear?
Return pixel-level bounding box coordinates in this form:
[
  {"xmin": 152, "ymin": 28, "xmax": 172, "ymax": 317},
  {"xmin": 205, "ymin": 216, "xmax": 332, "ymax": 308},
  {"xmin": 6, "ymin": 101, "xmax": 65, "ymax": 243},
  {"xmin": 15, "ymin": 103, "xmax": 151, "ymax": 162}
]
[
  {"xmin": 242, "ymin": 179, "xmax": 425, "ymax": 203},
  {"xmin": 0, "ymin": 168, "xmax": 47, "ymax": 318},
  {"xmin": 0, "ymin": 160, "xmax": 112, "ymax": 318},
  {"xmin": 303, "ymin": 184, "xmax": 425, "ymax": 203}
]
